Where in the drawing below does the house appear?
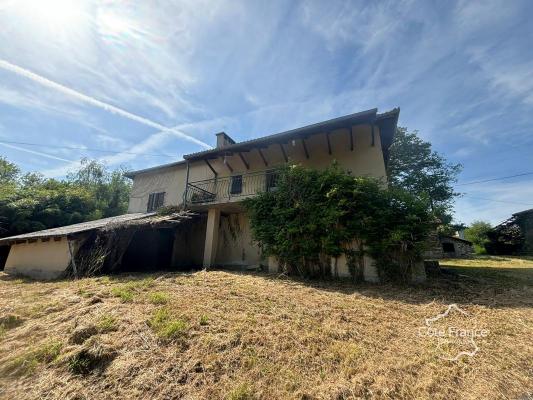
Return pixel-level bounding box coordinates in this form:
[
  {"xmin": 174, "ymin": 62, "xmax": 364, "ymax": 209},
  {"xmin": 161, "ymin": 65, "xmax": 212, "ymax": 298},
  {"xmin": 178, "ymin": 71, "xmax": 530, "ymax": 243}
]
[
  {"xmin": 0, "ymin": 107, "xmax": 400, "ymax": 280},
  {"xmin": 424, "ymin": 231, "xmax": 474, "ymax": 259},
  {"xmin": 512, "ymin": 209, "xmax": 533, "ymax": 255}
]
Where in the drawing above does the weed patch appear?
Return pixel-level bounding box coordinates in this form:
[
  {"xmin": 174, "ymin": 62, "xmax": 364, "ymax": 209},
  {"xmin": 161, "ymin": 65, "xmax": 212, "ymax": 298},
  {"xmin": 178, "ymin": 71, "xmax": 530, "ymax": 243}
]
[
  {"xmin": 148, "ymin": 291, "xmax": 170, "ymax": 304},
  {"xmin": 0, "ymin": 314, "xmax": 24, "ymax": 330},
  {"xmin": 226, "ymin": 383, "xmax": 253, "ymax": 400},
  {"xmin": 148, "ymin": 308, "xmax": 188, "ymax": 340},
  {"xmin": 111, "ymin": 286, "xmax": 134, "ymax": 302},
  {"xmin": 97, "ymin": 314, "xmax": 118, "ymax": 332},
  {"xmin": 2, "ymin": 340, "xmax": 62, "ymax": 376},
  {"xmin": 199, "ymin": 314, "xmax": 209, "ymax": 326}
]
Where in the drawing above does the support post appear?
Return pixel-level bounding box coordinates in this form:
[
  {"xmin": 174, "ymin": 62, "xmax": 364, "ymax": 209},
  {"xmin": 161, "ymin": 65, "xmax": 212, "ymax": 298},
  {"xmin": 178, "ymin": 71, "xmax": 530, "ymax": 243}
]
[
  {"xmin": 349, "ymin": 127, "xmax": 354, "ymax": 151},
  {"xmin": 301, "ymin": 138, "xmax": 309, "ymax": 159},
  {"xmin": 371, "ymin": 124, "xmax": 375, "ymax": 146},
  {"xmin": 203, "ymin": 208, "xmax": 221, "ymax": 268},
  {"xmin": 183, "ymin": 160, "xmax": 190, "ymax": 206},
  {"xmin": 67, "ymin": 239, "xmax": 78, "ymax": 279}
]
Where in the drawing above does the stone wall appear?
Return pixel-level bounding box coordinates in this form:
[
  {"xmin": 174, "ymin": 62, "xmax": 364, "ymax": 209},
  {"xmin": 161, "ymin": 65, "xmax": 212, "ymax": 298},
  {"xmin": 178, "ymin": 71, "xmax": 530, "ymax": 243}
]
[{"xmin": 423, "ymin": 232, "xmax": 473, "ymax": 259}]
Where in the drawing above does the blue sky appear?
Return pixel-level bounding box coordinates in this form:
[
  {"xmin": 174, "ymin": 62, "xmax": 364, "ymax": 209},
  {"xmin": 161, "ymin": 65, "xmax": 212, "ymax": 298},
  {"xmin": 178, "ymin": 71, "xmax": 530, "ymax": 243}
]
[{"xmin": 0, "ymin": 0, "xmax": 532, "ymax": 225}]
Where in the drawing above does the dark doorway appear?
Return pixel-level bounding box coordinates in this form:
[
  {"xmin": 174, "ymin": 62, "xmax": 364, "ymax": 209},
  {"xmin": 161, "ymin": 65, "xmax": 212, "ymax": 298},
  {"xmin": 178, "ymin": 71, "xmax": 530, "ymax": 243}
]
[
  {"xmin": 120, "ymin": 228, "xmax": 174, "ymax": 272},
  {"xmin": 442, "ymin": 242, "xmax": 455, "ymax": 253},
  {"xmin": 0, "ymin": 245, "xmax": 10, "ymax": 270}
]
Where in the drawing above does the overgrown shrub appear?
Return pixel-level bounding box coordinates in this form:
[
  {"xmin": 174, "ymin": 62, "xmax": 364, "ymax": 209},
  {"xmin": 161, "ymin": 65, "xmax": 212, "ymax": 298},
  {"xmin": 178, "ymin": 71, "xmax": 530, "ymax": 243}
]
[{"xmin": 244, "ymin": 164, "xmax": 433, "ymax": 282}]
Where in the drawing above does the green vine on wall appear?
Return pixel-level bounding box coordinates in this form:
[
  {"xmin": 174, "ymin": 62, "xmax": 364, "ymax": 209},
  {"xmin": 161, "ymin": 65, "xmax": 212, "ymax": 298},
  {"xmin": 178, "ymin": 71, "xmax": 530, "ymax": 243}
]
[{"xmin": 243, "ymin": 164, "xmax": 433, "ymax": 282}]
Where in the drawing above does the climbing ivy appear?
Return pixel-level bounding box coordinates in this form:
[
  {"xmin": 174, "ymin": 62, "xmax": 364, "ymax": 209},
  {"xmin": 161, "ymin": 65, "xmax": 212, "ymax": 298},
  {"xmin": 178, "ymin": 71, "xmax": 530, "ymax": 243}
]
[{"xmin": 243, "ymin": 164, "xmax": 434, "ymax": 282}]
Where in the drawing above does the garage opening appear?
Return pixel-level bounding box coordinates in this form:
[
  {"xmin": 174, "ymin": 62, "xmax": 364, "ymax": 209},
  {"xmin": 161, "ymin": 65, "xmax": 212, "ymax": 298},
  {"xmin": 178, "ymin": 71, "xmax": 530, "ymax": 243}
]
[
  {"xmin": 120, "ymin": 228, "xmax": 175, "ymax": 272},
  {"xmin": 0, "ymin": 245, "xmax": 10, "ymax": 270}
]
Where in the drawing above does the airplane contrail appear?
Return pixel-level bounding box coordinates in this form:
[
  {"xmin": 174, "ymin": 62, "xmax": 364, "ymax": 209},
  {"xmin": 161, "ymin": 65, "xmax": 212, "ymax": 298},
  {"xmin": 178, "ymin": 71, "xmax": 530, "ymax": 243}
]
[
  {"xmin": 0, "ymin": 142, "xmax": 75, "ymax": 163},
  {"xmin": 0, "ymin": 59, "xmax": 211, "ymax": 149}
]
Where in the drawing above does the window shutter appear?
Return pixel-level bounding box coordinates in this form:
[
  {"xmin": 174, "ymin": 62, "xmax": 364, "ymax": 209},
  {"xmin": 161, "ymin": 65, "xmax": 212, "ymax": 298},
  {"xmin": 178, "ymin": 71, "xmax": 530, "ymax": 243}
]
[
  {"xmin": 147, "ymin": 193, "xmax": 155, "ymax": 212},
  {"xmin": 156, "ymin": 192, "xmax": 165, "ymax": 209}
]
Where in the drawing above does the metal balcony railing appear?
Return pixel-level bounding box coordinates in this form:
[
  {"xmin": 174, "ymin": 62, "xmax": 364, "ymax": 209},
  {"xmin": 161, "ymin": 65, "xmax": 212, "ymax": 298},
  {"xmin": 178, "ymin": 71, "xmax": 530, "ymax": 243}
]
[{"xmin": 185, "ymin": 170, "xmax": 278, "ymax": 205}]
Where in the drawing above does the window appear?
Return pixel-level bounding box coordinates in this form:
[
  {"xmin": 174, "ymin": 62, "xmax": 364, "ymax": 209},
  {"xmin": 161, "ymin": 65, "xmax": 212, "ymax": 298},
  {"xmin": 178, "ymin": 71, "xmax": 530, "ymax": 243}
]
[
  {"xmin": 442, "ymin": 242, "xmax": 455, "ymax": 253},
  {"xmin": 265, "ymin": 170, "xmax": 278, "ymax": 192},
  {"xmin": 230, "ymin": 175, "xmax": 243, "ymax": 195},
  {"xmin": 147, "ymin": 192, "xmax": 165, "ymax": 212}
]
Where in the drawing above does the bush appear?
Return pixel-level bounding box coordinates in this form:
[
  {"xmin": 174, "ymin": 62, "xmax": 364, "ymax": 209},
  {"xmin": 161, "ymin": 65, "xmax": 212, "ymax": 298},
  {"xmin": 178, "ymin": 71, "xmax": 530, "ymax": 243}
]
[{"xmin": 244, "ymin": 164, "xmax": 433, "ymax": 282}]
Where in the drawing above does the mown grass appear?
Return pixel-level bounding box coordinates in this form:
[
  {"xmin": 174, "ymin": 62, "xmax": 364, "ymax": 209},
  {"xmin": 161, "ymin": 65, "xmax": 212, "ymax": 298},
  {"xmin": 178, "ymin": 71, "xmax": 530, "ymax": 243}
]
[
  {"xmin": 440, "ymin": 255, "xmax": 533, "ymax": 285},
  {"xmin": 0, "ymin": 261, "xmax": 531, "ymax": 399}
]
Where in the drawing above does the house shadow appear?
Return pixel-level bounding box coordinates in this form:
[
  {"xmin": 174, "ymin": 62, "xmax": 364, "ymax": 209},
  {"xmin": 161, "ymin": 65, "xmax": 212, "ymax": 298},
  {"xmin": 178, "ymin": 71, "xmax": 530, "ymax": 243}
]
[{"xmin": 217, "ymin": 266, "xmax": 533, "ymax": 310}]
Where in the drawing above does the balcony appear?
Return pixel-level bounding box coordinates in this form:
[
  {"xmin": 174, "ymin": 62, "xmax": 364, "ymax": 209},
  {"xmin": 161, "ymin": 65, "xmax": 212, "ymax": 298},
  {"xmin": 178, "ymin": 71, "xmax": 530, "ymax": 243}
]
[{"xmin": 185, "ymin": 170, "xmax": 278, "ymax": 205}]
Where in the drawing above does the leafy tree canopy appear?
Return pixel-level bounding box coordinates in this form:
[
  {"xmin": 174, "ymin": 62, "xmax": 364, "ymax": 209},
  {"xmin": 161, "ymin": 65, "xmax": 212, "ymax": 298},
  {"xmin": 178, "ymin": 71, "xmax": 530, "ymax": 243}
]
[
  {"xmin": 464, "ymin": 220, "xmax": 492, "ymax": 253},
  {"xmin": 0, "ymin": 157, "xmax": 131, "ymax": 238},
  {"xmin": 387, "ymin": 127, "xmax": 462, "ymax": 224}
]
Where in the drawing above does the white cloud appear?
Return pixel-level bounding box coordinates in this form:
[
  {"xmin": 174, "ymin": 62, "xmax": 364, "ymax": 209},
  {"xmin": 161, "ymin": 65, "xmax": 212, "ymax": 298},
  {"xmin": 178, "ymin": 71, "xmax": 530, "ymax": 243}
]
[
  {"xmin": 0, "ymin": 59, "xmax": 210, "ymax": 149},
  {"xmin": 0, "ymin": 142, "xmax": 74, "ymax": 163}
]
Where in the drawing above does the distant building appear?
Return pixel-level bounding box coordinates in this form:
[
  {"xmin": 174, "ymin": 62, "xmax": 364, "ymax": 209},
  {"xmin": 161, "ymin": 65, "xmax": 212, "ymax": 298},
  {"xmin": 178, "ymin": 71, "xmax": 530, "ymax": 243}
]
[
  {"xmin": 513, "ymin": 208, "xmax": 533, "ymax": 255},
  {"xmin": 424, "ymin": 232, "xmax": 473, "ymax": 259}
]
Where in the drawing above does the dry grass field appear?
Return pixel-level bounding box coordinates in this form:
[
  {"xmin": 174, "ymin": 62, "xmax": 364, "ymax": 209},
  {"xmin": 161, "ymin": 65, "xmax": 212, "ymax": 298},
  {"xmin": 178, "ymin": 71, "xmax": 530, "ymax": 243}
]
[{"xmin": 0, "ymin": 256, "xmax": 532, "ymax": 400}]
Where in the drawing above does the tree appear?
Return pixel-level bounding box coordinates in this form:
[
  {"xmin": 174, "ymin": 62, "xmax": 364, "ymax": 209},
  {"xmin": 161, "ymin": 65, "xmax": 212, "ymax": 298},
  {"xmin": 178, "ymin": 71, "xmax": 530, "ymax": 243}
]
[
  {"xmin": 67, "ymin": 158, "xmax": 131, "ymax": 219},
  {"xmin": 464, "ymin": 220, "xmax": 492, "ymax": 254},
  {"xmin": 0, "ymin": 157, "xmax": 20, "ymax": 184},
  {"xmin": 387, "ymin": 128, "xmax": 462, "ymax": 223},
  {"xmin": 0, "ymin": 157, "xmax": 131, "ymax": 238}
]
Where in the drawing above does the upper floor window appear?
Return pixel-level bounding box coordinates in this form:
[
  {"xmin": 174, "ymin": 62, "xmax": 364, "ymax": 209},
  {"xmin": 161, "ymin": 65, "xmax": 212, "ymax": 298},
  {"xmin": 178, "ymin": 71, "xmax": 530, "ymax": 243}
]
[
  {"xmin": 230, "ymin": 175, "xmax": 243, "ymax": 195},
  {"xmin": 147, "ymin": 192, "xmax": 165, "ymax": 212}
]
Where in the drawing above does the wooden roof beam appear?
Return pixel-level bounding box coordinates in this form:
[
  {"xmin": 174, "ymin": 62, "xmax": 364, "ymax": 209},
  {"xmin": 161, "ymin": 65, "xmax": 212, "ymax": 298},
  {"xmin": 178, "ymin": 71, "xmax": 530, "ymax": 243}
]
[
  {"xmin": 258, "ymin": 148, "xmax": 268, "ymax": 167},
  {"xmin": 223, "ymin": 156, "xmax": 234, "ymax": 173},
  {"xmin": 279, "ymin": 143, "xmax": 288, "ymax": 162},
  {"xmin": 301, "ymin": 138, "xmax": 309, "ymax": 159},
  {"xmin": 204, "ymin": 159, "xmax": 217, "ymax": 177},
  {"xmin": 238, "ymin": 153, "xmax": 249, "ymax": 170}
]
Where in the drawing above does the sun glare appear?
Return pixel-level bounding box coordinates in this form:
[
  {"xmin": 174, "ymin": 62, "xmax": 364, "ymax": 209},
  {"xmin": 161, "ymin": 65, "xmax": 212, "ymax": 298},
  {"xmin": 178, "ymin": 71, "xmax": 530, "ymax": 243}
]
[{"xmin": 15, "ymin": 0, "xmax": 87, "ymax": 31}]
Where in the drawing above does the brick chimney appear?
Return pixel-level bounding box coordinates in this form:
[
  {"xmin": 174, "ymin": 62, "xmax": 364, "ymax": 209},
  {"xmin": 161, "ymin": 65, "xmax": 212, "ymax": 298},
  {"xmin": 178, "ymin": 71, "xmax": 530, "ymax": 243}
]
[{"xmin": 215, "ymin": 132, "xmax": 236, "ymax": 148}]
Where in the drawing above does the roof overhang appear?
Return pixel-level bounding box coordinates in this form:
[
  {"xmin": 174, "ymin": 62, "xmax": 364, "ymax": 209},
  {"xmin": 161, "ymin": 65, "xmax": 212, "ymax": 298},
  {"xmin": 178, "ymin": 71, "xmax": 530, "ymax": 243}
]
[
  {"xmin": 183, "ymin": 108, "xmax": 400, "ymax": 162},
  {"xmin": 124, "ymin": 160, "xmax": 186, "ymax": 179}
]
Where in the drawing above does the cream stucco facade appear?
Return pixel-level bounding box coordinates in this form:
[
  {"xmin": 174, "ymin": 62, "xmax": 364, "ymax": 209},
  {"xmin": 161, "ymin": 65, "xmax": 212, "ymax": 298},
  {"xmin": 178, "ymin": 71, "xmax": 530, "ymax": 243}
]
[
  {"xmin": 4, "ymin": 238, "xmax": 71, "ymax": 280},
  {"xmin": 128, "ymin": 124, "xmax": 387, "ymax": 214}
]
